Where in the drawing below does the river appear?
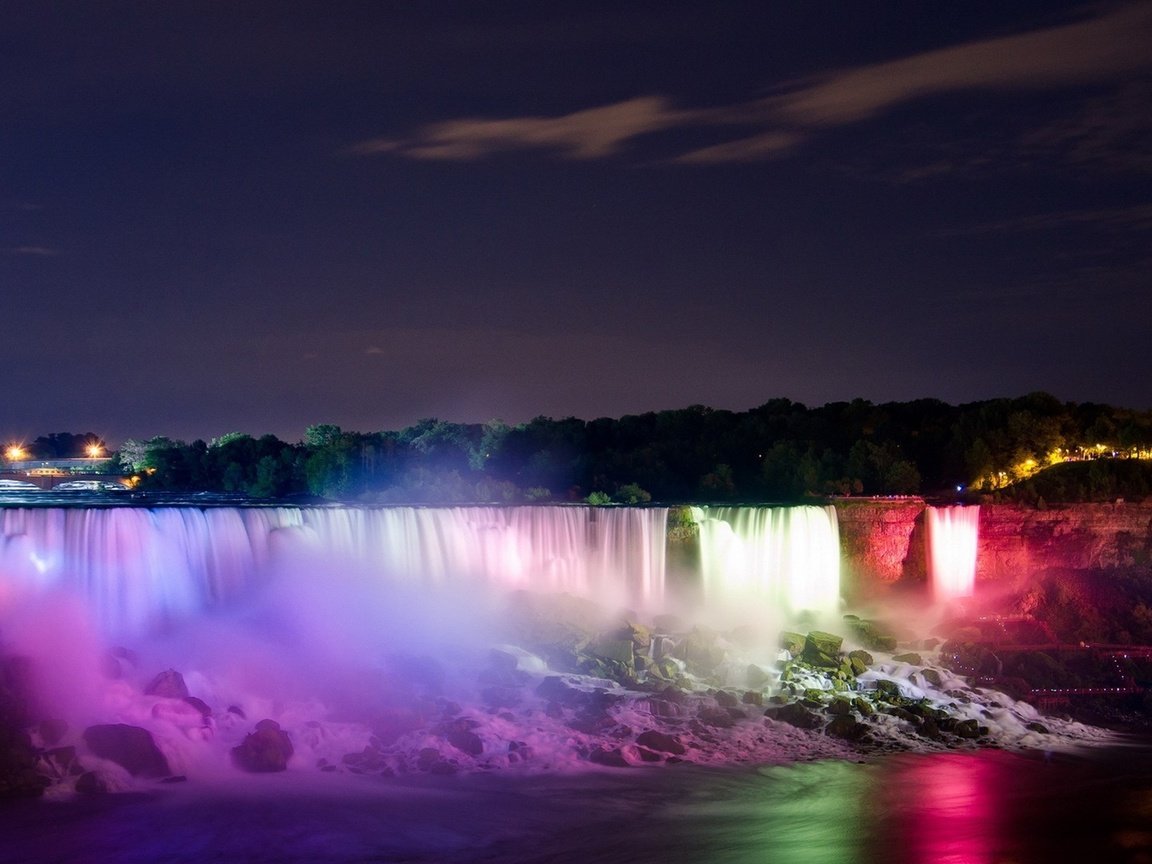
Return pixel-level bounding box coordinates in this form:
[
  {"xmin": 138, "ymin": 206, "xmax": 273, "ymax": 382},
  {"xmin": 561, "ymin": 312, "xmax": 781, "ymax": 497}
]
[{"xmin": 4, "ymin": 745, "xmax": 1150, "ymax": 863}]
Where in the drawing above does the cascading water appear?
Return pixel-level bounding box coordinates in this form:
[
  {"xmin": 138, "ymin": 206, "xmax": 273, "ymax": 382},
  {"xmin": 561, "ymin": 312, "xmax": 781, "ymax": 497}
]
[
  {"xmin": 926, "ymin": 505, "xmax": 980, "ymax": 601},
  {"xmin": 692, "ymin": 505, "xmax": 841, "ymax": 624},
  {"xmin": 0, "ymin": 505, "xmax": 670, "ymax": 639}
]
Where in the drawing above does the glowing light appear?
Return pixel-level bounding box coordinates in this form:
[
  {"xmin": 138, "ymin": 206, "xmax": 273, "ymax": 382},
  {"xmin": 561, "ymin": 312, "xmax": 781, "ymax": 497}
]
[
  {"xmin": 4, "ymin": 445, "xmax": 26, "ymax": 461},
  {"xmin": 85, "ymin": 444, "xmax": 104, "ymax": 458}
]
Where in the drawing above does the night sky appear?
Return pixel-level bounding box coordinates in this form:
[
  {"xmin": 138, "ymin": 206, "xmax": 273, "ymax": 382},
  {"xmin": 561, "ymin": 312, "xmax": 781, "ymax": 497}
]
[{"xmin": 3, "ymin": 2, "xmax": 1150, "ymax": 446}]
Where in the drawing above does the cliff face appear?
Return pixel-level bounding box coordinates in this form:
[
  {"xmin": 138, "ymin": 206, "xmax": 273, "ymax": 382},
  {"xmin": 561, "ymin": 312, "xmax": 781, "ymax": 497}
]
[{"xmin": 833, "ymin": 499, "xmax": 1152, "ymax": 600}]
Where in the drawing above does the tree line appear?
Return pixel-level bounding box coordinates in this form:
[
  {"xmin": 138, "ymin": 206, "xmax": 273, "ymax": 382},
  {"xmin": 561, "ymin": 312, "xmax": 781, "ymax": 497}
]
[{"xmin": 96, "ymin": 393, "xmax": 1152, "ymax": 503}]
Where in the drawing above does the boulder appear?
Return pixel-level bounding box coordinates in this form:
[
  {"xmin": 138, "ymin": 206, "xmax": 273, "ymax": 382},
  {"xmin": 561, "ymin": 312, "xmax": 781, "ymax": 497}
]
[
  {"xmin": 765, "ymin": 702, "xmax": 823, "ymax": 730},
  {"xmin": 231, "ymin": 719, "xmax": 293, "ymax": 772},
  {"xmin": 825, "ymin": 715, "xmax": 870, "ymax": 742},
  {"xmin": 779, "ymin": 632, "xmax": 806, "ymax": 655},
  {"xmin": 635, "ymin": 730, "xmax": 686, "ymax": 755},
  {"xmin": 588, "ymin": 746, "xmax": 630, "ymax": 768},
  {"xmin": 802, "ymin": 631, "xmax": 843, "ymax": 668},
  {"xmin": 144, "ymin": 669, "xmax": 189, "ymax": 699},
  {"xmin": 848, "ymin": 650, "xmax": 874, "ymax": 676},
  {"xmin": 893, "ymin": 652, "xmax": 923, "ymax": 666},
  {"xmin": 83, "ymin": 724, "xmax": 171, "ymax": 778}
]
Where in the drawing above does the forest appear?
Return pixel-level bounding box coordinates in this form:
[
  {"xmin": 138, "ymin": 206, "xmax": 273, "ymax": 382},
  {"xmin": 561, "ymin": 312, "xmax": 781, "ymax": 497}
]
[{"xmin": 20, "ymin": 393, "xmax": 1152, "ymax": 504}]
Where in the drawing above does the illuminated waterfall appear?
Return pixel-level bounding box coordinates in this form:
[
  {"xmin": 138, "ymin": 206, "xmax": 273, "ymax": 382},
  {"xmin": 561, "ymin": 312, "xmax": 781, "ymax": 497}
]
[
  {"xmin": 927, "ymin": 505, "xmax": 980, "ymax": 601},
  {"xmin": 692, "ymin": 505, "xmax": 841, "ymax": 620},
  {"xmin": 0, "ymin": 506, "xmax": 668, "ymax": 637}
]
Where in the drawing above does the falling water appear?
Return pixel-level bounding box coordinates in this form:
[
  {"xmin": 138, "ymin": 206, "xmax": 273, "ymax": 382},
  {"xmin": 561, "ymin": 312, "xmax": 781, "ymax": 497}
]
[
  {"xmin": 692, "ymin": 505, "xmax": 841, "ymax": 624},
  {"xmin": 0, "ymin": 506, "xmax": 669, "ymax": 638},
  {"xmin": 926, "ymin": 505, "xmax": 980, "ymax": 601}
]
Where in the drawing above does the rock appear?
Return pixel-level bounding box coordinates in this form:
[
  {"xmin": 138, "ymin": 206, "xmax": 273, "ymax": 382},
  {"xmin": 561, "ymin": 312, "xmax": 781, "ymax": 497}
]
[
  {"xmin": 714, "ymin": 690, "xmax": 739, "ymax": 708},
  {"xmin": 635, "ymin": 730, "xmax": 686, "ymax": 755},
  {"xmin": 741, "ymin": 690, "xmax": 764, "ymax": 706},
  {"xmin": 442, "ymin": 718, "xmax": 484, "ymax": 756},
  {"xmin": 779, "ymin": 632, "xmax": 806, "ymax": 655},
  {"xmin": 954, "ymin": 719, "xmax": 982, "ymax": 739},
  {"xmin": 920, "ymin": 668, "xmax": 943, "ymax": 687},
  {"xmin": 0, "ymin": 723, "xmax": 49, "ymax": 799},
  {"xmin": 696, "ymin": 707, "xmax": 738, "ymax": 728},
  {"xmin": 848, "ymin": 650, "xmax": 874, "ymax": 675},
  {"xmin": 827, "ymin": 697, "xmax": 854, "ymax": 716},
  {"xmin": 586, "ymin": 637, "xmax": 636, "ymax": 666},
  {"xmin": 231, "ymin": 719, "xmax": 293, "ymax": 772},
  {"xmin": 853, "ymin": 698, "xmax": 875, "ymax": 717},
  {"xmin": 873, "ymin": 679, "xmax": 903, "ymax": 700},
  {"xmin": 675, "ymin": 629, "xmax": 727, "ymax": 675},
  {"xmin": 893, "ymin": 652, "xmax": 923, "ymax": 665},
  {"xmin": 144, "ymin": 669, "xmax": 189, "ymax": 699},
  {"xmin": 802, "ymin": 631, "xmax": 843, "ymax": 668},
  {"xmin": 765, "ymin": 702, "xmax": 824, "ymax": 730},
  {"xmin": 1026, "ymin": 721, "xmax": 1050, "ymax": 734},
  {"xmin": 75, "ymin": 771, "xmax": 109, "ymax": 795},
  {"xmin": 182, "ymin": 697, "xmax": 212, "ymax": 718},
  {"xmin": 83, "ymin": 724, "xmax": 170, "ymax": 778},
  {"xmin": 825, "ymin": 715, "xmax": 870, "ymax": 742},
  {"xmin": 588, "ymin": 746, "xmax": 630, "ymax": 768}
]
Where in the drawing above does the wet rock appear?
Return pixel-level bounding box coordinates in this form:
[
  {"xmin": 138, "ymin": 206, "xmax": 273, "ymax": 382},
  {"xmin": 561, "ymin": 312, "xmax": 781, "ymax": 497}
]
[
  {"xmin": 83, "ymin": 724, "xmax": 171, "ymax": 778},
  {"xmin": 144, "ymin": 669, "xmax": 189, "ymax": 699},
  {"xmin": 920, "ymin": 668, "xmax": 943, "ymax": 687},
  {"xmin": 1026, "ymin": 721, "xmax": 1050, "ymax": 734},
  {"xmin": 893, "ymin": 652, "xmax": 923, "ymax": 666},
  {"xmin": 827, "ymin": 697, "xmax": 854, "ymax": 716},
  {"xmin": 873, "ymin": 679, "xmax": 903, "ymax": 700},
  {"xmin": 441, "ymin": 718, "xmax": 483, "ymax": 756},
  {"xmin": 741, "ymin": 690, "xmax": 764, "ymax": 706},
  {"xmin": 231, "ymin": 719, "xmax": 293, "ymax": 772},
  {"xmin": 779, "ymin": 632, "xmax": 806, "ymax": 655},
  {"xmin": 714, "ymin": 690, "xmax": 739, "ymax": 708},
  {"xmin": 954, "ymin": 719, "xmax": 982, "ymax": 739},
  {"xmin": 802, "ymin": 631, "xmax": 843, "ymax": 668},
  {"xmin": 697, "ymin": 706, "xmax": 738, "ymax": 728},
  {"xmin": 75, "ymin": 771, "xmax": 109, "ymax": 795},
  {"xmin": 675, "ymin": 629, "xmax": 727, "ymax": 676},
  {"xmin": 765, "ymin": 702, "xmax": 823, "ymax": 730},
  {"xmin": 182, "ymin": 697, "xmax": 212, "ymax": 718},
  {"xmin": 825, "ymin": 715, "xmax": 870, "ymax": 742},
  {"xmin": 848, "ymin": 650, "xmax": 874, "ymax": 676},
  {"xmin": 588, "ymin": 746, "xmax": 630, "ymax": 768},
  {"xmin": 635, "ymin": 730, "xmax": 686, "ymax": 755}
]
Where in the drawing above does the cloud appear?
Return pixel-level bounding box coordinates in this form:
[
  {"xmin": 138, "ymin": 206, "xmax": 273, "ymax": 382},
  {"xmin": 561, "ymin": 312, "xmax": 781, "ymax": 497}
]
[
  {"xmin": 353, "ymin": 96, "xmax": 701, "ymax": 160},
  {"xmin": 358, "ymin": 3, "xmax": 1152, "ymax": 164}
]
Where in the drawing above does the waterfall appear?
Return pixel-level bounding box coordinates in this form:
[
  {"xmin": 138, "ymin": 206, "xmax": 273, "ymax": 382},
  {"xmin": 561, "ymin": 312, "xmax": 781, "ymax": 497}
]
[
  {"xmin": 926, "ymin": 505, "xmax": 980, "ymax": 601},
  {"xmin": 0, "ymin": 506, "xmax": 669, "ymax": 638},
  {"xmin": 692, "ymin": 505, "xmax": 841, "ymax": 622}
]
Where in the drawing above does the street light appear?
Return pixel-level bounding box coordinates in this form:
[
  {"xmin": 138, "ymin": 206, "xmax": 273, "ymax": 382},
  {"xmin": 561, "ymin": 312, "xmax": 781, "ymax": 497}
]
[
  {"xmin": 86, "ymin": 444, "xmax": 104, "ymax": 459},
  {"xmin": 5, "ymin": 445, "xmax": 26, "ymax": 461}
]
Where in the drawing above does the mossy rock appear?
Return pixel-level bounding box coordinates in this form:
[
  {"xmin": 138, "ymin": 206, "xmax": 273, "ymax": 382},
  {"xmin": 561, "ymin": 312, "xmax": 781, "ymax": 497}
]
[
  {"xmin": 825, "ymin": 714, "xmax": 870, "ymax": 742},
  {"xmin": 893, "ymin": 652, "xmax": 923, "ymax": 666},
  {"xmin": 920, "ymin": 668, "xmax": 943, "ymax": 687},
  {"xmin": 779, "ymin": 632, "xmax": 806, "ymax": 655}
]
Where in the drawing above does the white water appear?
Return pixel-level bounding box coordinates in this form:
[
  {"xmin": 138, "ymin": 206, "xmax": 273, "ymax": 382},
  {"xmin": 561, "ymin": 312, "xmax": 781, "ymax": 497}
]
[
  {"xmin": 0, "ymin": 506, "xmax": 669, "ymax": 639},
  {"xmin": 692, "ymin": 505, "xmax": 841, "ymax": 626},
  {"xmin": 926, "ymin": 505, "xmax": 981, "ymax": 601}
]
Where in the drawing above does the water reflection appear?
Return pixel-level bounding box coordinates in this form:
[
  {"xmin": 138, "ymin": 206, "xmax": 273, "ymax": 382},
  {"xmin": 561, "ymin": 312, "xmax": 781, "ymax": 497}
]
[{"xmin": 6, "ymin": 749, "xmax": 1152, "ymax": 864}]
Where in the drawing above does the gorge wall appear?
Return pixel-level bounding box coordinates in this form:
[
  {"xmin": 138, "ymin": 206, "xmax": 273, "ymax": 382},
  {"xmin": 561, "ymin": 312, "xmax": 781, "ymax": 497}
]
[{"xmin": 835, "ymin": 499, "xmax": 1152, "ymax": 601}]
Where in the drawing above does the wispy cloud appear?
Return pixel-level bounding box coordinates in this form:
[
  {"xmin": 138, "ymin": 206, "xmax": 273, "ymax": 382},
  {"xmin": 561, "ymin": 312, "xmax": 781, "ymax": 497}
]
[
  {"xmin": 938, "ymin": 204, "xmax": 1152, "ymax": 237},
  {"xmin": 352, "ymin": 96, "xmax": 701, "ymax": 160},
  {"xmin": 357, "ymin": 3, "xmax": 1152, "ymax": 164}
]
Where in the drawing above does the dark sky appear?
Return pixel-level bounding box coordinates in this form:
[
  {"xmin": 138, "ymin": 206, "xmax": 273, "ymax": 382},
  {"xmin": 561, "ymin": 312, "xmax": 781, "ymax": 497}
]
[{"xmin": 3, "ymin": 2, "xmax": 1150, "ymax": 445}]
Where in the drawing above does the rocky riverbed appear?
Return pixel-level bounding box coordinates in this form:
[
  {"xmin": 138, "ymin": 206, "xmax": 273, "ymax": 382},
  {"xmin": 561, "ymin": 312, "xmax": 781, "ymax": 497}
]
[{"xmin": 1, "ymin": 591, "xmax": 1116, "ymax": 801}]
